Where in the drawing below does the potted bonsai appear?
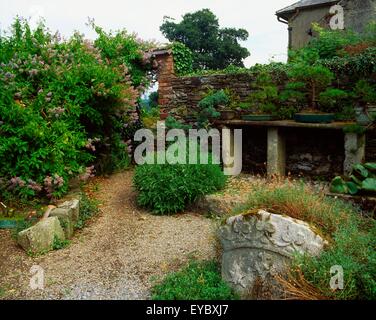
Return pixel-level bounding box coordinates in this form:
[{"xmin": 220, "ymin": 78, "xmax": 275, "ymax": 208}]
[
  {"xmin": 353, "ymin": 80, "xmax": 376, "ymax": 126},
  {"xmin": 198, "ymin": 90, "xmax": 233, "ymax": 122},
  {"xmin": 288, "ymin": 62, "xmax": 335, "ymax": 123},
  {"xmin": 241, "ymin": 72, "xmax": 279, "ymax": 121},
  {"xmin": 318, "ymin": 88, "xmax": 348, "ymax": 119},
  {"xmin": 278, "ymin": 82, "xmax": 306, "ymax": 119}
]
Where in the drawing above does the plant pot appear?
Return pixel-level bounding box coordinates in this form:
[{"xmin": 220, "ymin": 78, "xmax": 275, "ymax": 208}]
[
  {"xmin": 220, "ymin": 110, "xmax": 237, "ymax": 120},
  {"xmin": 185, "ymin": 115, "xmax": 197, "ymax": 122},
  {"xmin": 241, "ymin": 114, "xmax": 277, "ymax": 121},
  {"xmin": 294, "ymin": 113, "xmax": 335, "ymax": 124},
  {"xmin": 0, "ymin": 219, "xmax": 20, "ymax": 229},
  {"xmin": 355, "ymin": 105, "xmax": 376, "ymax": 126}
]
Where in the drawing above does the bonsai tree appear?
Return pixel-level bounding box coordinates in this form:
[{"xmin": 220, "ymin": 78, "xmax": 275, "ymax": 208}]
[
  {"xmin": 288, "ymin": 62, "xmax": 334, "ymax": 111},
  {"xmin": 197, "ymin": 90, "xmax": 228, "ymax": 128},
  {"xmin": 354, "ymin": 80, "xmax": 376, "ymax": 106},
  {"xmin": 246, "ymin": 72, "xmax": 279, "ymax": 115},
  {"xmin": 278, "ymin": 82, "xmax": 307, "ymax": 119},
  {"xmin": 318, "ymin": 88, "xmax": 348, "ymax": 113},
  {"xmin": 353, "ymin": 80, "xmax": 376, "ymax": 125}
]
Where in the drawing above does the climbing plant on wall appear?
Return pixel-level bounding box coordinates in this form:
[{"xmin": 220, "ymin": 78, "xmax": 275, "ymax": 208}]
[{"xmin": 171, "ymin": 42, "xmax": 193, "ymax": 76}]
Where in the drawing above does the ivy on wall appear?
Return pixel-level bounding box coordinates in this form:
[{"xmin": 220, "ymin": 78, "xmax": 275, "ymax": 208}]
[{"xmin": 171, "ymin": 42, "xmax": 193, "ymax": 76}]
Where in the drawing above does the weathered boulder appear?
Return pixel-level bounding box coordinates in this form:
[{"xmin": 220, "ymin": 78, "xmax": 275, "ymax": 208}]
[
  {"xmin": 17, "ymin": 217, "xmax": 65, "ymax": 254},
  {"xmin": 218, "ymin": 210, "xmax": 326, "ymax": 299},
  {"xmin": 49, "ymin": 208, "xmax": 74, "ymax": 239},
  {"xmin": 196, "ymin": 194, "xmax": 247, "ymax": 216},
  {"xmin": 57, "ymin": 199, "xmax": 80, "ymax": 224}
]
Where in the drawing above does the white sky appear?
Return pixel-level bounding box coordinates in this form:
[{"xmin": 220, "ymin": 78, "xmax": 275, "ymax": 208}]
[{"xmin": 0, "ymin": 0, "xmax": 294, "ymax": 67}]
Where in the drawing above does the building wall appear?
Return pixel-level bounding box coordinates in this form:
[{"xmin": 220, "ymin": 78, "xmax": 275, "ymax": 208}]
[
  {"xmin": 289, "ymin": 6, "xmax": 332, "ymax": 49},
  {"xmin": 340, "ymin": 0, "xmax": 376, "ymax": 33},
  {"xmin": 287, "ymin": 0, "xmax": 376, "ymax": 50}
]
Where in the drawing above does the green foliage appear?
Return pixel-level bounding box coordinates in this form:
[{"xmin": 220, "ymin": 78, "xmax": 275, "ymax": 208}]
[
  {"xmin": 288, "ymin": 62, "xmax": 334, "ymax": 109},
  {"xmin": 171, "ymin": 42, "xmax": 193, "ymax": 76},
  {"xmin": 151, "ymin": 260, "xmax": 239, "ymax": 300},
  {"xmin": 196, "ymin": 90, "xmax": 227, "ymax": 128},
  {"xmin": 246, "ymin": 72, "xmax": 279, "ymax": 115},
  {"xmin": 330, "ymin": 163, "xmax": 376, "ymax": 195},
  {"xmin": 160, "ymin": 9, "xmax": 249, "ymax": 70},
  {"xmin": 133, "ymin": 153, "xmax": 227, "ymax": 215},
  {"xmin": 0, "ymin": 18, "xmax": 150, "ymax": 200},
  {"xmin": 319, "ymin": 88, "xmax": 348, "ymax": 112},
  {"xmin": 354, "ymin": 79, "xmax": 376, "ymax": 105},
  {"xmin": 52, "ymin": 234, "xmax": 70, "ymax": 250},
  {"xmin": 198, "ymin": 90, "xmax": 230, "ymax": 109},
  {"xmin": 331, "ymin": 163, "xmax": 376, "ymax": 195},
  {"xmin": 75, "ymin": 193, "xmax": 100, "ymax": 229},
  {"xmin": 165, "ymin": 116, "xmax": 192, "ymax": 130},
  {"xmin": 295, "ymin": 218, "xmax": 376, "ymax": 300}
]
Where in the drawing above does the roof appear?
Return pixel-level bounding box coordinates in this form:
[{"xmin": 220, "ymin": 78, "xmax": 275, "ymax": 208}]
[
  {"xmin": 151, "ymin": 48, "xmax": 172, "ymax": 57},
  {"xmin": 276, "ymin": 0, "xmax": 338, "ymax": 20}
]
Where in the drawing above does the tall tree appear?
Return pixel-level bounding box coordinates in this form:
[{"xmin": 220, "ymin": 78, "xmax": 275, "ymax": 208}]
[{"xmin": 160, "ymin": 9, "xmax": 250, "ymax": 70}]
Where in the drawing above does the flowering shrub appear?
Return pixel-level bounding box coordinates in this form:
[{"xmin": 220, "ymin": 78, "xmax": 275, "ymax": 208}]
[{"xmin": 0, "ymin": 18, "xmax": 152, "ymax": 200}]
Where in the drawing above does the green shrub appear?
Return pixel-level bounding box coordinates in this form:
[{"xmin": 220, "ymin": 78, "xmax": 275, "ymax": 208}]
[
  {"xmin": 75, "ymin": 193, "xmax": 100, "ymax": 229},
  {"xmin": 330, "ymin": 163, "xmax": 376, "ymax": 196},
  {"xmin": 133, "ymin": 153, "xmax": 227, "ymax": 215},
  {"xmin": 295, "ymin": 219, "xmax": 376, "ymax": 300},
  {"xmin": 52, "ymin": 234, "xmax": 70, "ymax": 250},
  {"xmin": 151, "ymin": 260, "xmax": 239, "ymax": 300}
]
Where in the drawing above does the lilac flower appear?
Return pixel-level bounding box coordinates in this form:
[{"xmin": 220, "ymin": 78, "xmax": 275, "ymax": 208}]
[
  {"xmin": 5, "ymin": 72, "xmax": 15, "ymax": 80},
  {"xmin": 79, "ymin": 166, "xmax": 96, "ymax": 181},
  {"xmin": 27, "ymin": 179, "xmax": 42, "ymax": 192},
  {"xmin": 48, "ymin": 107, "xmax": 65, "ymax": 118},
  {"xmin": 53, "ymin": 174, "xmax": 64, "ymax": 187},
  {"xmin": 29, "ymin": 69, "xmax": 39, "ymax": 77},
  {"xmin": 85, "ymin": 138, "xmax": 100, "ymax": 152},
  {"xmin": 9, "ymin": 177, "xmax": 25, "ymax": 188}
]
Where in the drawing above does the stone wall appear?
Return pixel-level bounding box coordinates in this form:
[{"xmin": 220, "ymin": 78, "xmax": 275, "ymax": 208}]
[{"xmin": 165, "ymin": 73, "xmax": 256, "ymax": 115}]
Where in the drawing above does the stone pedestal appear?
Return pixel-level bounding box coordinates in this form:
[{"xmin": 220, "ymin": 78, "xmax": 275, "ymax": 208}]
[
  {"xmin": 344, "ymin": 132, "xmax": 365, "ymax": 176},
  {"xmin": 218, "ymin": 210, "xmax": 326, "ymax": 299},
  {"xmin": 222, "ymin": 126, "xmax": 243, "ymax": 176},
  {"xmin": 267, "ymin": 128, "xmax": 286, "ymax": 177}
]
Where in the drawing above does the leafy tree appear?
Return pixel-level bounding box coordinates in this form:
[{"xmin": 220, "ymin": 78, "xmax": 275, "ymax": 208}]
[{"xmin": 160, "ymin": 9, "xmax": 250, "ymax": 70}]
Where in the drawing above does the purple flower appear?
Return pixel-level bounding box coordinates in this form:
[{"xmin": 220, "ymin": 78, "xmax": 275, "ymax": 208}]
[
  {"xmin": 29, "ymin": 69, "xmax": 38, "ymax": 77},
  {"xmin": 9, "ymin": 177, "xmax": 25, "ymax": 188}
]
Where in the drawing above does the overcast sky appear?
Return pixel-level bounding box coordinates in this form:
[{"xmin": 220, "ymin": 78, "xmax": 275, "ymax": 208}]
[{"xmin": 0, "ymin": 0, "xmax": 294, "ymax": 67}]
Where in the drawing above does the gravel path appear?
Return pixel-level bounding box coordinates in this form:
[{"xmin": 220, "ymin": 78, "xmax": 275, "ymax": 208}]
[{"xmin": 0, "ymin": 170, "xmax": 217, "ymax": 300}]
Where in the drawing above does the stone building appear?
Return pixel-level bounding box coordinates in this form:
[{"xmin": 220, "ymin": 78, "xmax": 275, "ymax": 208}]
[{"xmin": 276, "ymin": 0, "xmax": 376, "ymax": 49}]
